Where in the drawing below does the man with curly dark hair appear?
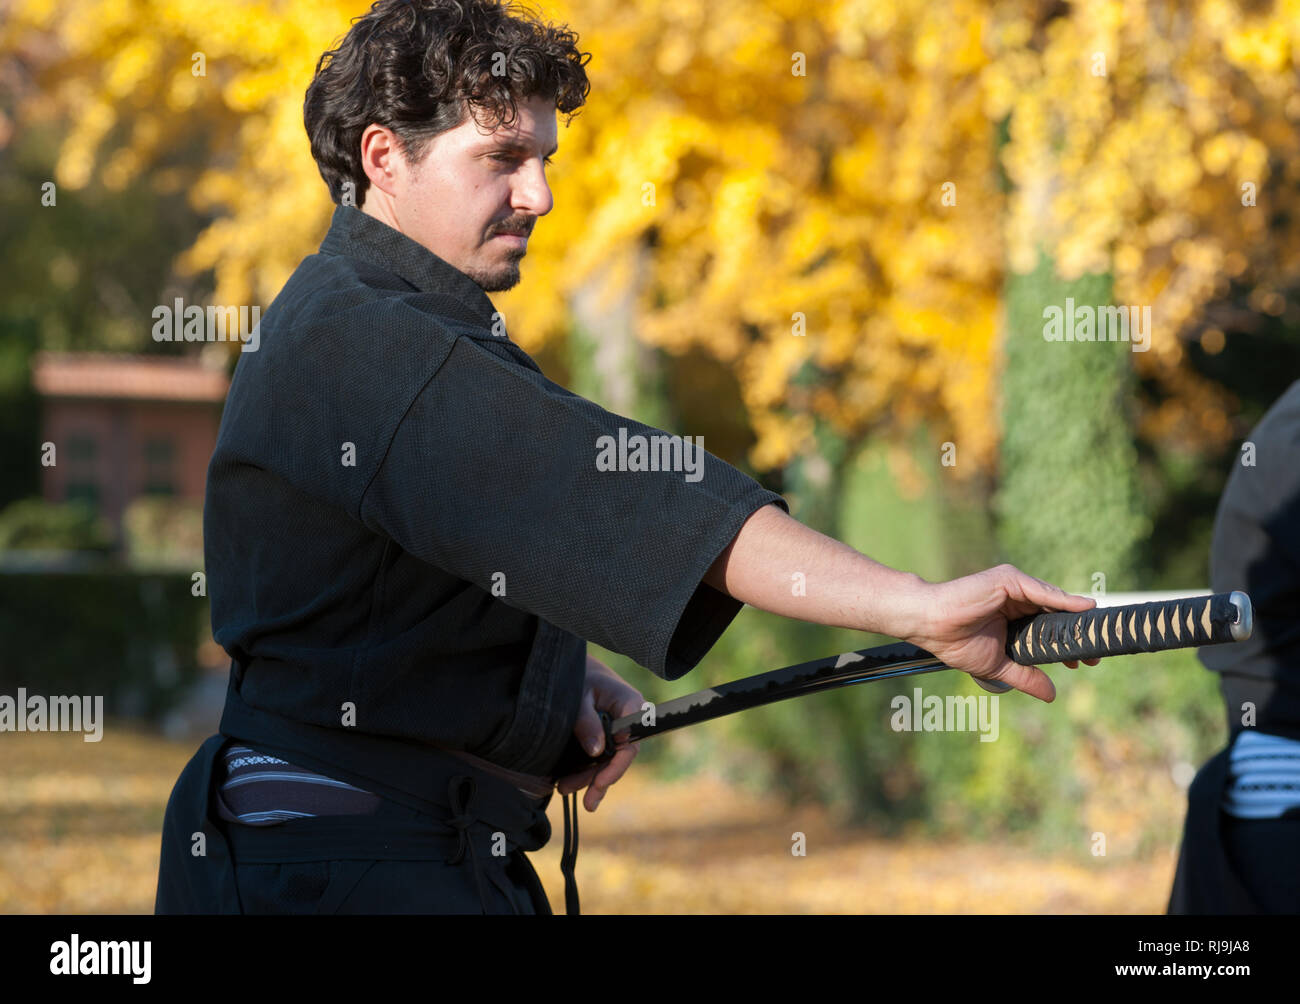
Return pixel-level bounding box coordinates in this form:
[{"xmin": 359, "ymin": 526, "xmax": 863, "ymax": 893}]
[
  {"xmin": 303, "ymin": 0, "xmax": 590, "ymax": 293},
  {"xmin": 156, "ymin": 0, "xmax": 1097, "ymax": 917}
]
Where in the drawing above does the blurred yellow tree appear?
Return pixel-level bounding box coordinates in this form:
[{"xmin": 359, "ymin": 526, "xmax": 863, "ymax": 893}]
[
  {"xmin": 5, "ymin": 0, "xmax": 1298, "ymax": 472},
  {"xmin": 985, "ymin": 0, "xmax": 1300, "ymax": 452}
]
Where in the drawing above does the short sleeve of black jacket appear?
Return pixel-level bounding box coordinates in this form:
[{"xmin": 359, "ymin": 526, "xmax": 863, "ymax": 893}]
[{"xmin": 358, "ymin": 328, "xmax": 789, "ymax": 681}]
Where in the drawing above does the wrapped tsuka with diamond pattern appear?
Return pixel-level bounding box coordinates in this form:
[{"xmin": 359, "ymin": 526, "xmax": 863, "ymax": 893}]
[{"xmin": 1005, "ymin": 592, "xmax": 1253, "ymax": 665}]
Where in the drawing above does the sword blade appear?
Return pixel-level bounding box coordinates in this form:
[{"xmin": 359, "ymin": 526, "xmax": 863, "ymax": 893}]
[
  {"xmin": 608, "ymin": 642, "xmax": 946, "ymax": 742},
  {"xmin": 550, "ymin": 640, "xmax": 958, "ymax": 778}
]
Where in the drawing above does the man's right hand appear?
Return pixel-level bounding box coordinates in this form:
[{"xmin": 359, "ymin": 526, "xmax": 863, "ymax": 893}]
[{"xmin": 897, "ymin": 564, "xmax": 1102, "ymax": 703}]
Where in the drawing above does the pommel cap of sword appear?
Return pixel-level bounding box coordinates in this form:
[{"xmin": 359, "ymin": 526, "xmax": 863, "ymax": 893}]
[{"xmin": 1228, "ymin": 590, "xmax": 1253, "ymax": 642}]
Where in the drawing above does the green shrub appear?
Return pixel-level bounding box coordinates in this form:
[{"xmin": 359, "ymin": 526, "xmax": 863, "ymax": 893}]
[
  {"xmin": 123, "ymin": 496, "xmax": 204, "ymax": 568},
  {"xmin": 0, "ymin": 569, "xmax": 208, "ymax": 719},
  {"xmin": 0, "ymin": 497, "xmax": 114, "ymax": 552}
]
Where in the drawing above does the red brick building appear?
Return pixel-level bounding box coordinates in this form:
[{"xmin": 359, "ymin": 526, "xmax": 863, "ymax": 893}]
[{"xmin": 32, "ymin": 352, "xmax": 229, "ymax": 537}]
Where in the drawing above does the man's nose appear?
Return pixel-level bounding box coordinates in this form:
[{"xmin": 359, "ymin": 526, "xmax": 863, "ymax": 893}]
[{"xmin": 512, "ymin": 161, "xmax": 553, "ymax": 217}]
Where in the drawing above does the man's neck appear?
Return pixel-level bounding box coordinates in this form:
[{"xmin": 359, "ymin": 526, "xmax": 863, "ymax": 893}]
[{"xmin": 359, "ymin": 195, "xmax": 402, "ymax": 236}]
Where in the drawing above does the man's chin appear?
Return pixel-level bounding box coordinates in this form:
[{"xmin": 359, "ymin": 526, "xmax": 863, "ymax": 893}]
[
  {"xmin": 468, "ymin": 263, "xmax": 523, "ymax": 293},
  {"xmin": 475, "ymin": 273, "xmax": 521, "ymax": 293}
]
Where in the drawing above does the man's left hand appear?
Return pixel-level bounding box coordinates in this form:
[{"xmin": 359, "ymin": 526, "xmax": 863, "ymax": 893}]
[{"xmin": 556, "ymin": 655, "xmax": 642, "ymax": 812}]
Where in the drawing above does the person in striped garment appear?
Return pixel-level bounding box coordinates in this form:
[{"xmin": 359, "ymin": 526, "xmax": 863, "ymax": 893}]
[{"xmin": 1169, "ymin": 378, "xmax": 1300, "ymax": 913}]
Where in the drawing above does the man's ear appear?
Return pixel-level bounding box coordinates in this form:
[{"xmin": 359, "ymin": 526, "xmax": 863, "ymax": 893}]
[{"xmin": 358, "ymin": 123, "xmax": 404, "ymax": 199}]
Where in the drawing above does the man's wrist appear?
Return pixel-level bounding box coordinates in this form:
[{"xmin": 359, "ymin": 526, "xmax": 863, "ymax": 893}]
[
  {"xmin": 859, "ymin": 569, "xmax": 933, "ymax": 642},
  {"xmin": 703, "ymin": 502, "xmax": 939, "ymax": 642}
]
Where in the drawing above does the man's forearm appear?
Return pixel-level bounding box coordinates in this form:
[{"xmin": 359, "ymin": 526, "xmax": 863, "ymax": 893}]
[{"xmin": 704, "ymin": 503, "xmax": 931, "ymax": 640}]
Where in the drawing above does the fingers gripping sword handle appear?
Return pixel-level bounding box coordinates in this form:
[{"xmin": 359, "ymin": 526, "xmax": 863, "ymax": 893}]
[{"xmin": 550, "ymin": 710, "xmax": 618, "ymax": 782}]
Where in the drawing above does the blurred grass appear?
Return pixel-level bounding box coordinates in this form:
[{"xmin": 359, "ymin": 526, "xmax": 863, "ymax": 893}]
[
  {"xmin": 532, "ymin": 767, "xmax": 1185, "ymax": 914},
  {"xmin": 1, "ymin": 723, "xmax": 1199, "ymax": 914},
  {"xmin": 0, "ymin": 724, "xmax": 188, "ymax": 913}
]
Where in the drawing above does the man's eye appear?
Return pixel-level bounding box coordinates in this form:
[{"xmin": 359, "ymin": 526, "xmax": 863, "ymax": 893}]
[{"xmin": 490, "ymin": 154, "xmax": 555, "ymax": 166}]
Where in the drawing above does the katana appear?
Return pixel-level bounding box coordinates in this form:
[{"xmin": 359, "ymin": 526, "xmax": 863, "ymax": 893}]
[{"xmin": 550, "ymin": 590, "xmax": 1253, "ymax": 779}]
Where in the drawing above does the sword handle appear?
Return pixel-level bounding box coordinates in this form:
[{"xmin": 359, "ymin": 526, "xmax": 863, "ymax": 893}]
[{"xmin": 1005, "ymin": 591, "xmax": 1252, "ymax": 665}]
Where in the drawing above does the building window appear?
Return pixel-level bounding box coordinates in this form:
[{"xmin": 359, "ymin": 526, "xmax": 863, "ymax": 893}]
[
  {"xmin": 65, "ymin": 433, "xmax": 99, "ymax": 508},
  {"xmin": 65, "ymin": 481, "xmax": 100, "ymax": 508},
  {"xmin": 68, "ymin": 434, "xmax": 97, "ymax": 465},
  {"xmin": 142, "ymin": 438, "xmax": 175, "ymax": 496}
]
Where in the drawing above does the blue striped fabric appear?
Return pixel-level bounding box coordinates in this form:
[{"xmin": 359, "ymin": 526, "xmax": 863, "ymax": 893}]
[
  {"xmin": 215, "ymin": 742, "xmax": 383, "ymax": 826},
  {"xmin": 1220, "ymin": 730, "xmax": 1300, "ymax": 819}
]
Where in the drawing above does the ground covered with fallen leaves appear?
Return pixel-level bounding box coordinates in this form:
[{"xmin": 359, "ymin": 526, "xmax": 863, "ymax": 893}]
[{"xmin": 2, "ymin": 724, "xmax": 1181, "ymax": 914}]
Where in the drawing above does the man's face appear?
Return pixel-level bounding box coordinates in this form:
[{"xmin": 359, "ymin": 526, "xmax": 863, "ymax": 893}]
[{"xmin": 362, "ymin": 95, "xmax": 558, "ymax": 293}]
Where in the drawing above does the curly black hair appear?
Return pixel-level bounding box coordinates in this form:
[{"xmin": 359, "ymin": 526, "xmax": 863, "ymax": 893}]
[{"xmin": 304, "ymin": 0, "xmax": 592, "ymax": 205}]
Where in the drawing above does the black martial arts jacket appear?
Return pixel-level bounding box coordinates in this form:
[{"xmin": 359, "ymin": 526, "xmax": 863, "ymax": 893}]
[
  {"xmin": 1168, "ymin": 378, "xmax": 1300, "ymax": 914},
  {"xmin": 202, "ymin": 202, "xmax": 788, "ymax": 815},
  {"xmin": 1198, "ymin": 377, "xmax": 1300, "ymax": 743}
]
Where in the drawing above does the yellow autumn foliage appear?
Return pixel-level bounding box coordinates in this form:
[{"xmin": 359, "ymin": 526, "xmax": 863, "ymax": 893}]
[{"xmin": 4, "ymin": 0, "xmax": 1297, "ymax": 470}]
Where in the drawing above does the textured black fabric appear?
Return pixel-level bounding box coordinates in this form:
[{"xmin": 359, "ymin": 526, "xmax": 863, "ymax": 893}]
[
  {"xmin": 1219, "ymin": 812, "xmax": 1300, "ymax": 912},
  {"xmin": 1168, "ymin": 746, "xmax": 1263, "ymax": 914},
  {"xmin": 224, "ymin": 785, "xmax": 544, "ymax": 915},
  {"xmin": 1166, "ymin": 743, "xmax": 1300, "ymax": 915},
  {"xmin": 157, "ymin": 732, "xmax": 555, "ymax": 914},
  {"xmin": 1199, "ymin": 377, "xmax": 1300, "ymax": 742},
  {"xmin": 229, "ymin": 855, "xmax": 541, "ymax": 915},
  {"xmin": 155, "ymin": 734, "xmax": 244, "ymax": 914},
  {"xmin": 1168, "ymin": 379, "xmax": 1300, "ymax": 915},
  {"xmin": 203, "ymin": 203, "xmax": 789, "ymax": 781}
]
